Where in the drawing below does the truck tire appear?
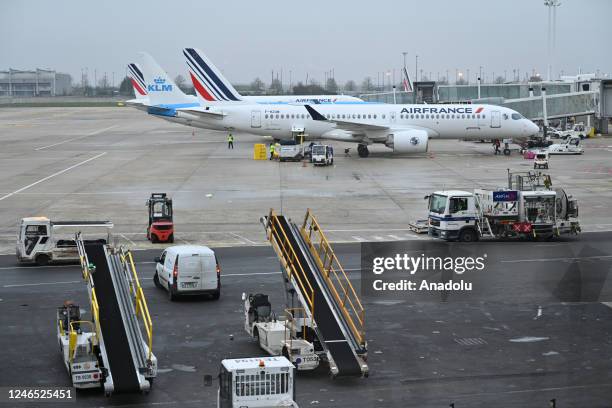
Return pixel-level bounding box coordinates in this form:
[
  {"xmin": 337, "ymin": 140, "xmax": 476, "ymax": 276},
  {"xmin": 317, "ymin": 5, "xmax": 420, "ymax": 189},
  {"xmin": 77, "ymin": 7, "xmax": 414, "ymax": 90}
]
[
  {"xmin": 36, "ymin": 254, "xmax": 50, "ymax": 266},
  {"xmin": 168, "ymin": 234, "xmax": 174, "ymax": 243},
  {"xmin": 459, "ymin": 228, "xmax": 479, "ymax": 242},
  {"xmin": 153, "ymin": 272, "xmax": 162, "ymax": 289},
  {"xmin": 151, "ymin": 234, "xmax": 158, "ymax": 243},
  {"xmin": 503, "ymin": 148, "xmax": 511, "ymax": 156},
  {"xmin": 211, "ymin": 289, "xmax": 220, "ymax": 300}
]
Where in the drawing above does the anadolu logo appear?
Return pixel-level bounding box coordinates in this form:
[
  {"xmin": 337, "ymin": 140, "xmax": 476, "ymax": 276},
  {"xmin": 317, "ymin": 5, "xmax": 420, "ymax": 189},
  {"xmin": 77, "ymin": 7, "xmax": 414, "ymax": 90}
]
[{"xmin": 147, "ymin": 77, "xmax": 173, "ymax": 92}]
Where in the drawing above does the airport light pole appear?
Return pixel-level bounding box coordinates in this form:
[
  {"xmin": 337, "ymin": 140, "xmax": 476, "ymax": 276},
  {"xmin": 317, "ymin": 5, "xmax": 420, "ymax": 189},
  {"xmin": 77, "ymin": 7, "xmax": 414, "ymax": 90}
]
[
  {"xmin": 413, "ymin": 55, "xmax": 418, "ymax": 104},
  {"xmin": 544, "ymin": 0, "xmax": 561, "ymax": 81}
]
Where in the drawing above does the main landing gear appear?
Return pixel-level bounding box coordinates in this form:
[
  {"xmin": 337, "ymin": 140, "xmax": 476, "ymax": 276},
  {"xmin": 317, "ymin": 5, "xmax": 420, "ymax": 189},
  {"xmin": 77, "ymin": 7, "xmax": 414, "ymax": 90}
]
[{"xmin": 357, "ymin": 144, "xmax": 369, "ymax": 158}]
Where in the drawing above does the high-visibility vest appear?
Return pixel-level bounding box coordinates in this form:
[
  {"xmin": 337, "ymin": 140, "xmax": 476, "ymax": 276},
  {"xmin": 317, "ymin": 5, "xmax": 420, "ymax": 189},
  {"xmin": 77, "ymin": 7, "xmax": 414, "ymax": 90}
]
[
  {"xmin": 228, "ymin": 134, "xmax": 234, "ymax": 142},
  {"xmin": 270, "ymin": 145, "xmax": 275, "ymax": 152}
]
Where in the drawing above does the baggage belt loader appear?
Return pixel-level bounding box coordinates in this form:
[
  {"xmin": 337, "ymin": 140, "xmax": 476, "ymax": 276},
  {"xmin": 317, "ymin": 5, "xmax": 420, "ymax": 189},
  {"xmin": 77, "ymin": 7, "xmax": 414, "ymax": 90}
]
[{"xmin": 427, "ymin": 170, "xmax": 580, "ymax": 241}]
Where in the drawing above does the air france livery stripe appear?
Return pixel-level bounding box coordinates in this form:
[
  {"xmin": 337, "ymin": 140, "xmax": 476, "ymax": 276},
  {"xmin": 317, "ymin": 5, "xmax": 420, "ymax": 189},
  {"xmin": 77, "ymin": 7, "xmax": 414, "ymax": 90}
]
[
  {"xmin": 184, "ymin": 48, "xmax": 241, "ymax": 102},
  {"xmin": 128, "ymin": 63, "xmax": 147, "ymax": 96}
]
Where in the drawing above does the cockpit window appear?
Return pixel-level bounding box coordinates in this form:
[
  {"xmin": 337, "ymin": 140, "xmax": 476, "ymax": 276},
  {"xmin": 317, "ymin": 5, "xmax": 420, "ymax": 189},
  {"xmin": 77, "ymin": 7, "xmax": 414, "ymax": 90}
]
[{"xmin": 511, "ymin": 113, "xmax": 523, "ymax": 120}]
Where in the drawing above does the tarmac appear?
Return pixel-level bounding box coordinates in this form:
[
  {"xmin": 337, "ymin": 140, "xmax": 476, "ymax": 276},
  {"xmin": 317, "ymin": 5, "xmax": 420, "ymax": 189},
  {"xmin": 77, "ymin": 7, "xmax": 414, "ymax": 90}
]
[{"xmin": 1, "ymin": 107, "xmax": 612, "ymax": 407}]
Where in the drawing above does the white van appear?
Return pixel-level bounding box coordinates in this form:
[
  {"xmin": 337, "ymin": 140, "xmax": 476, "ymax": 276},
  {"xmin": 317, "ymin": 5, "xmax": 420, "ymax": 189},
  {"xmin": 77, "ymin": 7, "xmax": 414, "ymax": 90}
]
[{"xmin": 153, "ymin": 245, "xmax": 220, "ymax": 301}]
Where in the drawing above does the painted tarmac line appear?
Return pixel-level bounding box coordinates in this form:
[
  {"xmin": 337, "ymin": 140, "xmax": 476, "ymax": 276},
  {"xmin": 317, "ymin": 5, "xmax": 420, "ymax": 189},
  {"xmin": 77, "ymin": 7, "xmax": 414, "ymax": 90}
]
[
  {"xmin": 0, "ymin": 152, "xmax": 107, "ymax": 202},
  {"xmin": 34, "ymin": 125, "xmax": 117, "ymax": 150},
  {"xmin": 229, "ymin": 232, "xmax": 258, "ymax": 245}
]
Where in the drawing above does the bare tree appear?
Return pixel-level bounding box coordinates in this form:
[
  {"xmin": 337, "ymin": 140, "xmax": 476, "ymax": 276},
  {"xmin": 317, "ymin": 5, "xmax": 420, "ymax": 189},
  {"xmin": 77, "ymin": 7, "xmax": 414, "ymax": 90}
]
[
  {"xmin": 361, "ymin": 76, "xmax": 374, "ymax": 92},
  {"xmin": 250, "ymin": 77, "xmax": 265, "ymax": 93},
  {"xmin": 344, "ymin": 80, "xmax": 356, "ymax": 92}
]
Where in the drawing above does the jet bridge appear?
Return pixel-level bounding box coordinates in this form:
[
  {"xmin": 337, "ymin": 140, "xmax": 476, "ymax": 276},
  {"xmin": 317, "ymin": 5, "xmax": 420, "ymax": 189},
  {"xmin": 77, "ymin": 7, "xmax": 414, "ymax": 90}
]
[
  {"xmin": 264, "ymin": 209, "xmax": 368, "ymax": 377},
  {"xmin": 76, "ymin": 235, "xmax": 156, "ymax": 395}
]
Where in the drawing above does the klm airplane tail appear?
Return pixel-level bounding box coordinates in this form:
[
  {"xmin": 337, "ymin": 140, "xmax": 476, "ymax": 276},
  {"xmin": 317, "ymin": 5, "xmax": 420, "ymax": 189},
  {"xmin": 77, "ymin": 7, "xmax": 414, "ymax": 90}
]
[
  {"xmin": 139, "ymin": 52, "xmax": 193, "ymax": 106},
  {"xmin": 183, "ymin": 47, "xmax": 245, "ymax": 104}
]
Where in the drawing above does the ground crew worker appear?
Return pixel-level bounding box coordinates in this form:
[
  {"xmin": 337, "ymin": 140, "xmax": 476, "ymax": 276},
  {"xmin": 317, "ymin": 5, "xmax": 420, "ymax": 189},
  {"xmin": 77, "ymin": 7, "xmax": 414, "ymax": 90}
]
[
  {"xmin": 269, "ymin": 143, "xmax": 275, "ymax": 160},
  {"xmin": 227, "ymin": 133, "xmax": 234, "ymax": 149},
  {"xmin": 493, "ymin": 139, "xmax": 501, "ymax": 155}
]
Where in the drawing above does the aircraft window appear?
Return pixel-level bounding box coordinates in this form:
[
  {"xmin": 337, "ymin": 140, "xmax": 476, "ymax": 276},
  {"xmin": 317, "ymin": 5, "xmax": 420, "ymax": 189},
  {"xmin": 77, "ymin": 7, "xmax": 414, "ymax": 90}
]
[
  {"xmin": 410, "ymin": 114, "xmax": 414, "ymax": 119},
  {"xmin": 400, "ymin": 114, "xmax": 403, "ymax": 119},
  {"xmin": 471, "ymin": 114, "xmax": 475, "ymax": 119},
  {"xmin": 265, "ymin": 114, "xmax": 268, "ymax": 119},
  {"xmin": 368, "ymin": 114, "xmax": 371, "ymax": 119},
  {"xmin": 451, "ymin": 114, "xmax": 455, "ymax": 119},
  {"xmin": 446, "ymin": 114, "xmax": 450, "ymax": 119},
  {"xmin": 351, "ymin": 114, "xmax": 355, "ymax": 119},
  {"xmin": 482, "ymin": 114, "xmax": 486, "ymax": 119},
  {"xmin": 461, "ymin": 114, "xmax": 465, "ymax": 119},
  {"xmin": 275, "ymin": 114, "xmax": 279, "ymax": 119},
  {"xmin": 425, "ymin": 114, "xmax": 429, "ymax": 119},
  {"xmin": 382, "ymin": 114, "xmax": 386, "ymax": 119},
  {"xmin": 435, "ymin": 114, "xmax": 439, "ymax": 119},
  {"xmin": 357, "ymin": 114, "xmax": 361, "ymax": 119},
  {"xmin": 373, "ymin": 114, "xmax": 377, "ymax": 119},
  {"xmin": 511, "ymin": 113, "xmax": 522, "ymax": 120},
  {"xmin": 476, "ymin": 114, "xmax": 480, "ymax": 119},
  {"xmin": 291, "ymin": 114, "xmax": 295, "ymax": 119}
]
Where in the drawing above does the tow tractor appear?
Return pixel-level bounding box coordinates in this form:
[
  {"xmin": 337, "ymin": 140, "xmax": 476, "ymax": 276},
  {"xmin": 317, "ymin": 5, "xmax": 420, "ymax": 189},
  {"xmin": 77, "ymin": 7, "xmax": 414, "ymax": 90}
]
[
  {"xmin": 57, "ymin": 302, "xmax": 104, "ymax": 389},
  {"xmin": 547, "ymin": 135, "xmax": 584, "ymax": 155},
  {"xmin": 146, "ymin": 193, "xmax": 174, "ymax": 243},
  {"xmin": 213, "ymin": 357, "xmax": 298, "ymax": 407},
  {"xmin": 311, "ymin": 144, "xmax": 334, "ymax": 166},
  {"xmin": 16, "ymin": 218, "xmax": 113, "ymax": 265},
  {"xmin": 243, "ymin": 293, "xmax": 320, "ymax": 371},
  {"xmin": 427, "ymin": 170, "xmax": 580, "ymax": 241}
]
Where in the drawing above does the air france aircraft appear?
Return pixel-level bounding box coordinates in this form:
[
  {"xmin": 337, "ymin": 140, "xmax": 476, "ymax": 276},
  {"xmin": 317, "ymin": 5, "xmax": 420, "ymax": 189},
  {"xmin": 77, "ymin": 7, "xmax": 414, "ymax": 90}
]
[
  {"xmin": 128, "ymin": 52, "xmax": 363, "ymax": 115},
  {"xmin": 175, "ymin": 49, "xmax": 538, "ymax": 157}
]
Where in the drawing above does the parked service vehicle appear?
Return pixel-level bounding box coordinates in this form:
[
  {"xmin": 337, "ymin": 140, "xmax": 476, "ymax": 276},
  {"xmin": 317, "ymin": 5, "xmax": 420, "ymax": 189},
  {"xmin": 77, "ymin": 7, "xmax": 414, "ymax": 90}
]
[
  {"xmin": 57, "ymin": 302, "xmax": 104, "ymax": 389},
  {"xmin": 243, "ymin": 293, "xmax": 319, "ymax": 371},
  {"xmin": 533, "ymin": 150, "xmax": 549, "ymax": 169},
  {"xmin": 16, "ymin": 218, "xmax": 113, "ymax": 265},
  {"xmin": 216, "ymin": 357, "xmax": 298, "ymax": 408},
  {"xmin": 427, "ymin": 171, "xmax": 580, "ymax": 241},
  {"xmin": 153, "ymin": 245, "xmax": 220, "ymax": 300},
  {"xmin": 547, "ymin": 135, "xmax": 584, "ymax": 155},
  {"xmin": 311, "ymin": 144, "xmax": 334, "ymax": 166},
  {"xmin": 559, "ymin": 122, "xmax": 590, "ymax": 140}
]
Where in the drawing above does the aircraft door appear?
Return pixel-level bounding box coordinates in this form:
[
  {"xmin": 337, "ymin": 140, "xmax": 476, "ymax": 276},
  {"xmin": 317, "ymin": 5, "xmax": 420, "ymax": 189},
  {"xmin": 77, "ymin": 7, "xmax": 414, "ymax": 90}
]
[
  {"xmin": 251, "ymin": 110, "xmax": 261, "ymax": 128},
  {"xmin": 490, "ymin": 111, "xmax": 501, "ymax": 128}
]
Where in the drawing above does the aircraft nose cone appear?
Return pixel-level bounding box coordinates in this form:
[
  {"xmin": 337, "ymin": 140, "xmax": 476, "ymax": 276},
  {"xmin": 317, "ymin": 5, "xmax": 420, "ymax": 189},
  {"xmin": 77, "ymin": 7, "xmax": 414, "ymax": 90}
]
[{"xmin": 526, "ymin": 121, "xmax": 538, "ymax": 135}]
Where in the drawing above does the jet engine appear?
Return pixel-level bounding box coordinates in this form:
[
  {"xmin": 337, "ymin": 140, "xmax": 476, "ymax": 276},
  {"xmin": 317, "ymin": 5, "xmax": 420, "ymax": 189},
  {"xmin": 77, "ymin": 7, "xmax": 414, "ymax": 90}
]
[{"xmin": 385, "ymin": 130, "xmax": 429, "ymax": 153}]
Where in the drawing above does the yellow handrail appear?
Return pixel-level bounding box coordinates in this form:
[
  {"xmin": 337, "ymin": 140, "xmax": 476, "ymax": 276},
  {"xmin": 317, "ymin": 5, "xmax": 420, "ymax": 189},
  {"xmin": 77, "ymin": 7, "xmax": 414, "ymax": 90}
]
[
  {"xmin": 266, "ymin": 209, "xmax": 315, "ymax": 314},
  {"xmin": 300, "ymin": 209, "xmax": 365, "ymax": 347},
  {"xmin": 121, "ymin": 250, "xmax": 153, "ymax": 361}
]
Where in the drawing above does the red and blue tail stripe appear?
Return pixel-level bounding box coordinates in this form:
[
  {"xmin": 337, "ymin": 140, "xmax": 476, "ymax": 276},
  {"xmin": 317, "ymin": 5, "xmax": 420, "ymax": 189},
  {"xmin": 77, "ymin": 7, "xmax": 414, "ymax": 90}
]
[
  {"xmin": 128, "ymin": 63, "xmax": 147, "ymax": 96},
  {"xmin": 183, "ymin": 48, "xmax": 241, "ymax": 102}
]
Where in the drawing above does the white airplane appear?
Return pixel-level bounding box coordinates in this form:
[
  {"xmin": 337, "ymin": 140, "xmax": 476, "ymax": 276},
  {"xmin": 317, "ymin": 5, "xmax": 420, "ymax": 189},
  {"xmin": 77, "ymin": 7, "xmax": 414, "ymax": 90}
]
[
  {"xmin": 128, "ymin": 52, "xmax": 363, "ymax": 111},
  {"xmin": 174, "ymin": 49, "xmax": 539, "ymax": 157}
]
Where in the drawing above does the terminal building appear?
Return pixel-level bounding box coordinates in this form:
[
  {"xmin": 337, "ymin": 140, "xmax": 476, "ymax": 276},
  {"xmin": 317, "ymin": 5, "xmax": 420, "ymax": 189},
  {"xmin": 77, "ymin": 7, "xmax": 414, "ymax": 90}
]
[{"xmin": 0, "ymin": 69, "xmax": 72, "ymax": 97}]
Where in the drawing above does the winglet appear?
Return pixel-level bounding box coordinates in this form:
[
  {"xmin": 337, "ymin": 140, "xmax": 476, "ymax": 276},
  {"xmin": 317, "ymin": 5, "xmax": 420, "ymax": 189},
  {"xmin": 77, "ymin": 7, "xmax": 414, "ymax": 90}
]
[{"xmin": 304, "ymin": 105, "xmax": 327, "ymax": 121}]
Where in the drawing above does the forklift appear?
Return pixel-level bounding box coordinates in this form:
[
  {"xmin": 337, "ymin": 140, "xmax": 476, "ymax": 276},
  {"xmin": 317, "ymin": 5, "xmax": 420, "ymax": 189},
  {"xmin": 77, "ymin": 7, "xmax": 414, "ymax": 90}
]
[{"xmin": 146, "ymin": 193, "xmax": 174, "ymax": 243}]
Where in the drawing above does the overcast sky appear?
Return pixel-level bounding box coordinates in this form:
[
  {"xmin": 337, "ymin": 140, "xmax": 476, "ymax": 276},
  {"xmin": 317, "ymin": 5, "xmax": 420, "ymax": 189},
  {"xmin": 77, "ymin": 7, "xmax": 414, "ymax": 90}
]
[{"xmin": 1, "ymin": 0, "xmax": 610, "ymax": 86}]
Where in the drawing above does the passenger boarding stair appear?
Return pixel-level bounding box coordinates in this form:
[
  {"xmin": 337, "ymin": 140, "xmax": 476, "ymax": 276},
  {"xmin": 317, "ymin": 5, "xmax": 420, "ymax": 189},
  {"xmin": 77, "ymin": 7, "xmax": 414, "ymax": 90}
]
[
  {"xmin": 76, "ymin": 234, "xmax": 156, "ymax": 395},
  {"xmin": 264, "ymin": 209, "xmax": 368, "ymax": 377}
]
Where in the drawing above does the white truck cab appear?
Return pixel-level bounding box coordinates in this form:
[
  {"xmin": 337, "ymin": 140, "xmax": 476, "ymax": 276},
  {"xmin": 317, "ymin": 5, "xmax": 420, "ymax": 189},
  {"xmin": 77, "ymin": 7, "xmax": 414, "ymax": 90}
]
[
  {"xmin": 16, "ymin": 218, "xmax": 113, "ymax": 265},
  {"xmin": 217, "ymin": 357, "xmax": 298, "ymax": 408},
  {"xmin": 427, "ymin": 191, "xmax": 480, "ymax": 242},
  {"xmin": 154, "ymin": 245, "xmax": 221, "ymax": 301}
]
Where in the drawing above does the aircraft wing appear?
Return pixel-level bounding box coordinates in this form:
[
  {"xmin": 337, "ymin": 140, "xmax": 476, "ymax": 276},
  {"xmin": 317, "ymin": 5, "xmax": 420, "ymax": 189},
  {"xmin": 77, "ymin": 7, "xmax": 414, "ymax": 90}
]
[
  {"xmin": 304, "ymin": 105, "xmax": 389, "ymax": 132},
  {"xmin": 175, "ymin": 106, "xmax": 226, "ymax": 118}
]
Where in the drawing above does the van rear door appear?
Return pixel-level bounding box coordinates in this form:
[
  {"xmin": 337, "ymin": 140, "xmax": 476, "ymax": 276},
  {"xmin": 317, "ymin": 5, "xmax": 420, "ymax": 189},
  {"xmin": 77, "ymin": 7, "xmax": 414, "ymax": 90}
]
[{"xmin": 178, "ymin": 252, "xmax": 205, "ymax": 292}]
